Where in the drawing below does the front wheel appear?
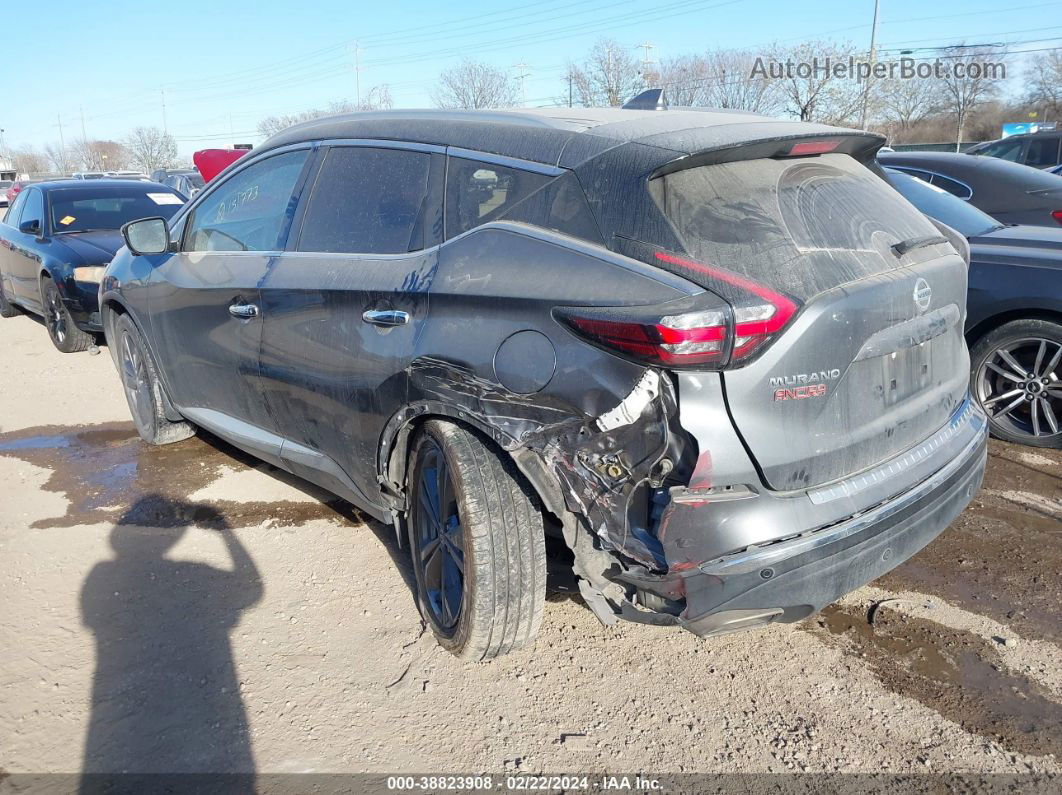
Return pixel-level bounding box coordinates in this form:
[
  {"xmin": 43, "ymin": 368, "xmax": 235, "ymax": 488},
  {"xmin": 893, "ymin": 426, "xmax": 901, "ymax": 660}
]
[
  {"xmin": 114, "ymin": 314, "xmax": 196, "ymax": 445},
  {"xmin": 971, "ymin": 318, "xmax": 1062, "ymax": 448},
  {"xmin": 41, "ymin": 279, "xmax": 93, "ymax": 352},
  {"xmin": 407, "ymin": 420, "xmax": 546, "ymax": 660}
]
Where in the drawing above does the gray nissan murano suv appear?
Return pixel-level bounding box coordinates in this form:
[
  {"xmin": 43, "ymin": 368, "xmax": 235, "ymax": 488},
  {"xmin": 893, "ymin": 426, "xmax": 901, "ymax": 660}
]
[{"xmin": 102, "ymin": 101, "xmax": 988, "ymax": 660}]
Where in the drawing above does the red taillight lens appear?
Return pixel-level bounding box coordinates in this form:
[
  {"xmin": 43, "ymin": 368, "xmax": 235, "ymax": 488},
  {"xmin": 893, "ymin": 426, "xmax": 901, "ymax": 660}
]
[
  {"xmin": 1052, "ymin": 210, "xmax": 1062, "ymax": 226},
  {"xmin": 557, "ymin": 253, "xmax": 799, "ymax": 369},
  {"xmin": 561, "ymin": 307, "xmax": 729, "ymax": 366},
  {"xmin": 654, "ymin": 251, "xmax": 797, "ymax": 362}
]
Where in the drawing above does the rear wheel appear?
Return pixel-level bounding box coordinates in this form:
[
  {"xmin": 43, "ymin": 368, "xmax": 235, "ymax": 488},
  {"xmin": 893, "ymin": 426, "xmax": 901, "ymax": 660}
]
[
  {"xmin": 407, "ymin": 420, "xmax": 546, "ymax": 660},
  {"xmin": 0, "ymin": 275, "xmax": 19, "ymax": 318},
  {"xmin": 971, "ymin": 318, "xmax": 1062, "ymax": 448},
  {"xmin": 41, "ymin": 279, "xmax": 93, "ymax": 353},
  {"xmin": 114, "ymin": 314, "xmax": 195, "ymax": 445}
]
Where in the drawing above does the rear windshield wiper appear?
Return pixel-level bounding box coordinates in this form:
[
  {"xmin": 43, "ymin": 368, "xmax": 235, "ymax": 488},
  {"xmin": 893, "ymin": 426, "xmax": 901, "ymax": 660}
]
[{"xmin": 891, "ymin": 235, "xmax": 948, "ymax": 257}]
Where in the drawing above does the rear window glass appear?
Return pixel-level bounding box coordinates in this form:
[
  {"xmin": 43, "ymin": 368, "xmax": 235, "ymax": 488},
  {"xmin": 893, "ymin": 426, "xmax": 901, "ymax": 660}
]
[
  {"xmin": 650, "ymin": 153, "xmax": 943, "ymax": 300},
  {"xmin": 445, "ymin": 157, "xmax": 551, "ymax": 239},
  {"xmin": 49, "ymin": 188, "xmax": 184, "ymax": 233}
]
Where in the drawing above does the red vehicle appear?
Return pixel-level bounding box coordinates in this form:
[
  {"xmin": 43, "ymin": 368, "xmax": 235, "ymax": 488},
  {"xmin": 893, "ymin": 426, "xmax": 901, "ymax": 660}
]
[
  {"xmin": 192, "ymin": 148, "xmax": 250, "ymax": 182},
  {"xmin": 4, "ymin": 180, "xmax": 32, "ymax": 206}
]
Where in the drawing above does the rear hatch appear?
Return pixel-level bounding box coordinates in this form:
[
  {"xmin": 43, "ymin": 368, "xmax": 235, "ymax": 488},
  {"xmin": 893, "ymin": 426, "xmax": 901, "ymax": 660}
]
[{"xmin": 651, "ymin": 150, "xmax": 970, "ymax": 492}]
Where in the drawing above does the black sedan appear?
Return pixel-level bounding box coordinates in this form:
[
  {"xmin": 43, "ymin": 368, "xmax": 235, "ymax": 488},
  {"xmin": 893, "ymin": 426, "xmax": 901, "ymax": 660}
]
[
  {"xmin": 880, "ymin": 150, "xmax": 1062, "ymax": 228},
  {"xmin": 0, "ymin": 180, "xmax": 184, "ymax": 351},
  {"xmin": 887, "ymin": 168, "xmax": 1062, "ymax": 447}
]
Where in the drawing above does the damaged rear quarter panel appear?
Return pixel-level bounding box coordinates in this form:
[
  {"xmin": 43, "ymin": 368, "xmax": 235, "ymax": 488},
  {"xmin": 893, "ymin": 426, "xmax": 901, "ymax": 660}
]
[{"xmin": 379, "ymin": 224, "xmax": 698, "ymax": 573}]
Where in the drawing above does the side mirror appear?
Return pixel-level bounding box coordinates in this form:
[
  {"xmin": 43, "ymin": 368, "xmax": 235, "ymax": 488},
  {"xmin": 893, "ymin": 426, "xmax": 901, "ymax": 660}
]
[
  {"xmin": 19, "ymin": 219, "xmax": 41, "ymax": 236},
  {"xmin": 122, "ymin": 217, "xmax": 171, "ymax": 256}
]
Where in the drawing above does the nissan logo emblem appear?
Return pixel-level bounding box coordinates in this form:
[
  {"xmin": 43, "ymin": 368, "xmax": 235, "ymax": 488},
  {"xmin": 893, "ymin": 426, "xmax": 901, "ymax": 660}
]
[{"xmin": 913, "ymin": 278, "xmax": 932, "ymax": 312}]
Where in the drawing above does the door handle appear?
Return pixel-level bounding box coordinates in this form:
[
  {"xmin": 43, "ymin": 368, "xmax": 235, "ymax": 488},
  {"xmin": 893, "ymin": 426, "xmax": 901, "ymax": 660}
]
[
  {"xmin": 229, "ymin": 303, "xmax": 260, "ymax": 319},
  {"xmin": 362, "ymin": 309, "xmax": 409, "ymax": 327}
]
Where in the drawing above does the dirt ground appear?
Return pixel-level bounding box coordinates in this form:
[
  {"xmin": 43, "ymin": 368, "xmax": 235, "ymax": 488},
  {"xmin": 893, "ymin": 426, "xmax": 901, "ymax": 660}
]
[{"xmin": 1, "ymin": 310, "xmax": 1060, "ymax": 778}]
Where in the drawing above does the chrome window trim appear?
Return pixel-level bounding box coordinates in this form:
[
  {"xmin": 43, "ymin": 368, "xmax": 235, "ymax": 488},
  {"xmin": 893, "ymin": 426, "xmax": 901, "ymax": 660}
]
[
  {"xmin": 892, "ymin": 166, "xmax": 973, "ymax": 201},
  {"xmin": 445, "ymin": 146, "xmax": 565, "ymax": 177},
  {"xmin": 319, "ymin": 138, "xmax": 445, "ymax": 155}
]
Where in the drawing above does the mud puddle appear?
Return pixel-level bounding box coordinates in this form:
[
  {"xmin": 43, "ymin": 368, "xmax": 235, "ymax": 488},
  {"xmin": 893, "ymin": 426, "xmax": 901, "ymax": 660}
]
[
  {"xmin": 880, "ymin": 440, "xmax": 1062, "ymax": 646},
  {"xmin": 0, "ymin": 422, "xmax": 365, "ymax": 530},
  {"xmin": 812, "ymin": 603, "xmax": 1062, "ymax": 758}
]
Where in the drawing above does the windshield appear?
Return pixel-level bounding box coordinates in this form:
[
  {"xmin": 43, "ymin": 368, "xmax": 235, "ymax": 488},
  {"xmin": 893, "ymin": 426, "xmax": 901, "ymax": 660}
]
[
  {"xmin": 886, "ymin": 168, "xmax": 1001, "ymax": 238},
  {"xmin": 48, "ymin": 187, "xmax": 184, "ymax": 233}
]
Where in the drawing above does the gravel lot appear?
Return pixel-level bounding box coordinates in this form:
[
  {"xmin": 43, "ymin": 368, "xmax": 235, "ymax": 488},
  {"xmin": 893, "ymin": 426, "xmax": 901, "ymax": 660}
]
[{"xmin": 1, "ymin": 310, "xmax": 1060, "ymax": 778}]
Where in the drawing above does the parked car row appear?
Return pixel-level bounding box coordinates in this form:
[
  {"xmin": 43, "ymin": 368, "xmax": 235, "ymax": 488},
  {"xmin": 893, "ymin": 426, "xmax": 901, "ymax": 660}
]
[
  {"xmin": 3, "ymin": 101, "xmax": 1057, "ymax": 660},
  {"xmin": 879, "ymin": 150, "xmax": 1062, "ymax": 228}
]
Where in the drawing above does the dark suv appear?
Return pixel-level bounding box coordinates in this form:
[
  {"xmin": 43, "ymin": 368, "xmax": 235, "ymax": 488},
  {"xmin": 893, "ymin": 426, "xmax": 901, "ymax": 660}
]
[
  {"xmin": 103, "ymin": 108, "xmax": 988, "ymax": 660},
  {"xmin": 968, "ymin": 131, "xmax": 1062, "ymax": 169}
]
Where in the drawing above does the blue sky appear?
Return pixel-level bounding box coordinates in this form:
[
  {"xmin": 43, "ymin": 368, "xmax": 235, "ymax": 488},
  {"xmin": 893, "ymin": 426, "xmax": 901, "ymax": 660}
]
[{"xmin": 5, "ymin": 0, "xmax": 1059, "ymax": 157}]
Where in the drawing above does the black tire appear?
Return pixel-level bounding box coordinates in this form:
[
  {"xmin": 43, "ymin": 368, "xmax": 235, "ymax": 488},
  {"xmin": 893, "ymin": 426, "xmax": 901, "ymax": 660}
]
[
  {"xmin": 114, "ymin": 313, "xmax": 196, "ymax": 445},
  {"xmin": 41, "ymin": 279, "xmax": 94, "ymax": 353},
  {"xmin": 0, "ymin": 275, "xmax": 19, "ymax": 318},
  {"xmin": 407, "ymin": 420, "xmax": 546, "ymax": 660},
  {"xmin": 970, "ymin": 318, "xmax": 1062, "ymax": 448}
]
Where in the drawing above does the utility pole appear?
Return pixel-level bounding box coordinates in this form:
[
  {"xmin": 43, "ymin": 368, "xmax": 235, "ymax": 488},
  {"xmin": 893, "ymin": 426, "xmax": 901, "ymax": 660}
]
[
  {"xmin": 566, "ymin": 71, "xmax": 574, "ymax": 107},
  {"xmin": 161, "ymin": 87, "xmax": 168, "ymax": 133},
  {"xmin": 352, "ymin": 42, "xmax": 362, "ymax": 106},
  {"xmin": 512, "ymin": 62, "xmax": 529, "ymax": 106},
  {"xmin": 80, "ymin": 105, "xmax": 88, "ymax": 141},
  {"xmin": 858, "ymin": 0, "xmax": 880, "ymax": 130},
  {"xmin": 57, "ymin": 113, "xmax": 67, "ymax": 172},
  {"xmin": 639, "ymin": 41, "xmax": 656, "ymax": 86}
]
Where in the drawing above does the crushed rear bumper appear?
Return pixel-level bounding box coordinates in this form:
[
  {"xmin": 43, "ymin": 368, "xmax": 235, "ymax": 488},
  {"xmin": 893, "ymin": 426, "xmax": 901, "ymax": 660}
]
[{"xmin": 622, "ymin": 398, "xmax": 988, "ymax": 637}]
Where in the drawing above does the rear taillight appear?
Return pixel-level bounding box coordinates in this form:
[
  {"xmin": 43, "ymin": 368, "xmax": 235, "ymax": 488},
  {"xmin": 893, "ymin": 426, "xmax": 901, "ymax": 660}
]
[
  {"xmin": 556, "ymin": 252, "xmax": 799, "ymax": 369},
  {"xmin": 1052, "ymin": 210, "xmax": 1062, "ymax": 226}
]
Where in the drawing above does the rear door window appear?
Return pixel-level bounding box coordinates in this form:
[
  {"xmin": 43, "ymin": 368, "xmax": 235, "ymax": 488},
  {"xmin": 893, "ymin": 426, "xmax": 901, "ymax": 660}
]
[
  {"xmin": 651, "ymin": 153, "xmax": 942, "ymax": 300},
  {"xmin": 296, "ymin": 147, "xmax": 434, "ymax": 254},
  {"xmin": 185, "ymin": 149, "xmax": 309, "ymax": 252}
]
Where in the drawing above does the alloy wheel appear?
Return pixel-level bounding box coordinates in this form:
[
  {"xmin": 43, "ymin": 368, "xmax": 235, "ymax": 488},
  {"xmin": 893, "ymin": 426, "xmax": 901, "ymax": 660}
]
[
  {"xmin": 977, "ymin": 337, "xmax": 1062, "ymax": 440},
  {"xmin": 120, "ymin": 332, "xmax": 154, "ymax": 431},
  {"xmin": 413, "ymin": 440, "xmax": 465, "ymax": 632},
  {"xmin": 45, "ymin": 288, "xmax": 66, "ymax": 344}
]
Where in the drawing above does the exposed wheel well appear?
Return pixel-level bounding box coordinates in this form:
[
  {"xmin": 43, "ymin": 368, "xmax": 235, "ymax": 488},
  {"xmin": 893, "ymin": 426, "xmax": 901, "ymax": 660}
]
[
  {"xmin": 966, "ymin": 308, "xmax": 1062, "ymax": 347},
  {"xmin": 382, "ymin": 411, "xmax": 566, "ymax": 528}
]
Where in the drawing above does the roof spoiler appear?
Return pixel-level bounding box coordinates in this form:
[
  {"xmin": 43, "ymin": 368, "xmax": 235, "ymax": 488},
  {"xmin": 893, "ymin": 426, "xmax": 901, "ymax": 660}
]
[{"xmin": 623, "ymin": 88, "xmax": 668, "ymax": 111}]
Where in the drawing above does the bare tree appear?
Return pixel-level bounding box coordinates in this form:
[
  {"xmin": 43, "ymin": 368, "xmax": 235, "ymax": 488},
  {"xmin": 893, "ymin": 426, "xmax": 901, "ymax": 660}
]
[
  {"xmin": 72, "ymin": 139, "xmax": 130, "ymax": 171},
  {"xmin": 878, "ymin": 75, "xmax": 946, "ymax": 137},
  {"xmin": 938, "ymin": 44, "xmax": 1008, "ymax": 150},
  {"xmin": 257, "ymin": 88, "xmax": 394, "ymax": 137},
  {"xmin": 1025, "ymin": 48, "xmax": 1062, "ymax": 122},
  {"xmin": 124, "ymin": 127, "xmax": 178, "ymax": 173},
  {"xmin": 10, "ymin": 146, "xmax": 49, "ymax": 176},
  {"xmin": 765, "ymin": 41, "xmax": 863, "ymax": 123},
  {"xmin": 44, "ymin": 143, "xmax": 74, "ymax": 174},
  {"xmin": 567, "ymin": 39, "xmax": 644, "ymax": 107},
  {"xmin": 431, "ymin": 60, "xmax": 520, "ymax": 109}
]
